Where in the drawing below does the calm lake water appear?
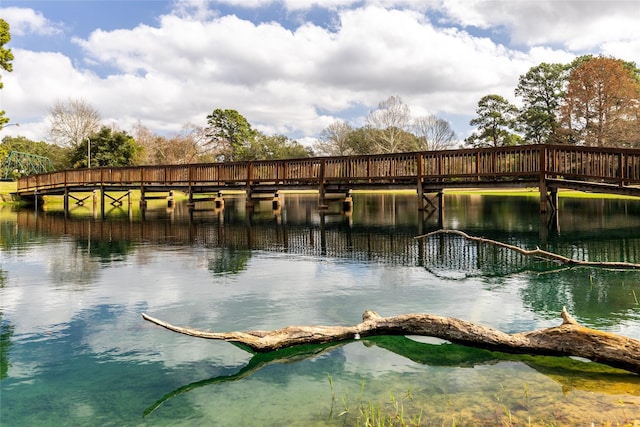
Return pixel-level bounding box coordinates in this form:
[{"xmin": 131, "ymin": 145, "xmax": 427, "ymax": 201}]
[{"xmin": 1, "ymin": 192, "xmax": 640, "ymax": 426}]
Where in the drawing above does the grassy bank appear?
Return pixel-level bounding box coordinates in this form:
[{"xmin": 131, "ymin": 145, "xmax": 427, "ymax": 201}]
[{"xmin": 0, "ymin": 181, "xmax": 17, "ymax": 204}]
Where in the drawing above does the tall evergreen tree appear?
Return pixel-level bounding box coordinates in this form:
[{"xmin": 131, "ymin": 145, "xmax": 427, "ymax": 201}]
[
  {"xmin": 515, "ymin": 62, "xmax": 567, "ymax": 144},
  {"xmin": 465, "ymin": 95, "xmax": 521, "ymax": 147}
]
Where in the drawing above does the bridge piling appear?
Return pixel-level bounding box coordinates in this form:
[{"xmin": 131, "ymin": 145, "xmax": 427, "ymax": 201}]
[
  {"xmin": 342, "ymin": 190, "xmax": 353, "ymax": 214},
  {"xmin": 215, "ymin": 191, "xmax": 224, "ymax": 209}
]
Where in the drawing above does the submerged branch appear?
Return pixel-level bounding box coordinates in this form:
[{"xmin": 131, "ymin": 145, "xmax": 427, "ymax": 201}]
[
  {"xmin": 414, "ymin": 229, "xmax": 640, "ymax": 269},
  {"xmin": 142, "ymin": 309, "xmax": 640, "ymax": 375}
]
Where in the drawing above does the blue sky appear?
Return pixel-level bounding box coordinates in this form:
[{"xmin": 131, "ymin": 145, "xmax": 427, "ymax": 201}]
[{"xmin": 1, "ymin": 0, "xmax": 638, "ymax": 146}]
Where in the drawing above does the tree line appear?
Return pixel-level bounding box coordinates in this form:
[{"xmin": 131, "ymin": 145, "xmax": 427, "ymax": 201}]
[{"xmin": 466, "ymin": 55, "xmax": 640, "ymax": 148}]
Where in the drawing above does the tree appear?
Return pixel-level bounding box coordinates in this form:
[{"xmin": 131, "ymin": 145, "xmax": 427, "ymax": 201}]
[
  {"xmin": 365, "ymin": 95, "xmax": 414, "ymax": 153},
  {"xmin": 134, "ymin": 122, "xmax": 207, "ymax": 165},
  {"xmin": 515, "ymin": 62, "xmax": 567, "ymax": 144},
  {"xmin": 241, "ymin": 134, "xmax": 313, "ymax": 160},
  {"xmin": 560, "ymin": 56, "xmax": 640, "ymax": 147},
  {"xmin": 205, "ymin": 109, "xmax": 257, "ymax": 161},
  {"xmin": 0, "ymin": 19, "xmax": 14, "ymax": 129},
  {"xmin": 314, "ymin": 121, "xmax": 354, "ymax": 156},
  {"xmin": 48, "ymin": 98, "xmax": 101, "ymax": 148},
  {"xmin": 346, "ymin": 126, "xmax": 375, "ymax": 155},
  {"xmin": 70, "ymin": 127, "xmax": 141, "ymax": 168},
  {"xmin": 1, "ymin": 135, "xmax": 72, "ymax": 170},
  {"xmin": 412, "ymin": 115, "xmax": 457, "ymax": 151},
  {"xmin": 465, "ymin": 94, "xmax": 521, "ymax": 147}
]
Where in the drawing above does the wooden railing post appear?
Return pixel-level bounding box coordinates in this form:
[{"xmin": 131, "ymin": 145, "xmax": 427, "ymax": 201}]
[{"xmin": 619, "ymin": 151, "xmax": 625, "ymax": 187}]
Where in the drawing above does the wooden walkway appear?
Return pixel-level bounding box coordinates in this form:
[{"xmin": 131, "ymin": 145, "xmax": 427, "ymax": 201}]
[{"xmin": 15, "ymin": 144, "xmax": 640, "ymax": 213}]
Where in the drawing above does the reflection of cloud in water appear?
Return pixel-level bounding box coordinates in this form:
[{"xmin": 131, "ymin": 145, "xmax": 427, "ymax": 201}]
[{"xmin": 342, "ymin": 342, "xmax": 420, "ymax": 377}]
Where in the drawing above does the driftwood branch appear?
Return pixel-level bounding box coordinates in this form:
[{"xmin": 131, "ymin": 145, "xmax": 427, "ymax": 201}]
[
  {"xmin": 142, "ymin": 308, "xmax": 640, "ymax": 375},
  {"xmin": 415, "ymin": 229, "xmax": 640, "ymax": 269}
]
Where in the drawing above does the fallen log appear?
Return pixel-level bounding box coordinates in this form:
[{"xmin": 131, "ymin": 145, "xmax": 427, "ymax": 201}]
[{"xmin": 142, "ymin": 308, "xmax": 640, "ymax": 375}]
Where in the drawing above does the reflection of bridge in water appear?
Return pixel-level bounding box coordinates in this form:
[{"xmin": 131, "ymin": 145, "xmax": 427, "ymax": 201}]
[{"xmin": 14, "ymin": 208, "xmax": 640, "ymax": 277}]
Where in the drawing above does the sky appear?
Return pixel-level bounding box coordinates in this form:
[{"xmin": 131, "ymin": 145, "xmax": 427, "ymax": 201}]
[{"xmin": 0, "ymin": 0, "xmax": 639, "ymax": 147}]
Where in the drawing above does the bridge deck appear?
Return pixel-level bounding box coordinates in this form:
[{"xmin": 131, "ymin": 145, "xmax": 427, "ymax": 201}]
[{"xmin": 15, "ymin": 144, "xmax": 640, "ymax": 211}]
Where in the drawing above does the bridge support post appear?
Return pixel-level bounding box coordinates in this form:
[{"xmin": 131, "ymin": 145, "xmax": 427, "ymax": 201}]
[
  {"xmin": 215, "ymin": 191, "xmax": 225, "ymax": 209},
  {"xmin": 100, "ymin": 187, "xmax": 105, "ymax": 216},
  {"xmin": 245, "ymin": 195, "xmax": 254, "ymax": 210},
  {"xmin": 318, "ymin": 160, "xmax": 327, "ymax": 210},
  {"xmin": 272, "ymin": 191, "xmax": 281, "ymax": 211},
  {"xmin": 140, "ymin": 187, "xmax": 147, "ymax": 209},
  {"xmin": 549, "ymin": 188, "xmax": 558, "ymax": 213},
  {"xmin": 63, "ymin": 188, "xmax": 69, "ymax": 214},
  {"xmin": 539, "ymin": 184, "xmax": 558, "ymax": 215},
  {"xmin": 342, "ymin": 189, "xmax": 353, "ymax": 214},
  {"xmin": 539, "ymin": 179, "xmax": 548, "ymax": 214},
  {"xmin": 318, "ymin": 188, "xmax": 328, "ymax": 210}
]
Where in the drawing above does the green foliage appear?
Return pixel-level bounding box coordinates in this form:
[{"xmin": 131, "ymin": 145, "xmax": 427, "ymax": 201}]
[
  {"xmin": 1, "ymin": 136, "xmax": 72, "ymax": 171},
  {"xmin": 515, "ymin": 62, "xmax": 567, "ymax": 144},
  {"xmin": 0, "ymin": 311, "xmax": 14, "ymax": 380},
  {"xmin": 70, "ymin": 127, "xmax": 142, "ymax": 168},
  {"xmin": 239, "ymin": 133, "xmax": 313, "ymax": 160},
  {"xmin": 207, "ymin": 248, "xmax": 251, "ymax": 275},
  {"xmin": 465, "ymin": 95, "xmax": 520, "ymax": 147},
  {"xmin": 0, "ymin": 19, "xmax": 12, "ymax": 75},
  {"xmin": 0, "ymin": 19, "xmax": 14, "ymax": 128},
  {"xmin": 469, "ymin": 54, "xmax": 640, "ymax": 147},
  {"xmin": 205, "ymin": 109, "xmax": 258, "ymax": 161}
]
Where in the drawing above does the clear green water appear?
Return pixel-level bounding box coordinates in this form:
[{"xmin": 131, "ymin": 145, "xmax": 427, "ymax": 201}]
[{"xmin": 1, "ymin": 193, "xmax": 639, "ymax": 426}]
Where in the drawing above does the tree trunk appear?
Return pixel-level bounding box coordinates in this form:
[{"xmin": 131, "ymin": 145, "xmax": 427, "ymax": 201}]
[{"xmin": 142, "ymin": 308, "xmax": 640, "ymax": 375}]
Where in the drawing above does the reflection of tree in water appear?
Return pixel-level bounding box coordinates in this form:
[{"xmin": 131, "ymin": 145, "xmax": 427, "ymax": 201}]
[
  {"xmin": 207, "ymin": 248, "xmax": 251, "ymax": 275},
  {"xmin": 0, "ymin": 269, "xmax": 12, "ymax": 379},
  {"xmin": 143, "ymin": 335, "xmax": 640, "ymax": 418},
  {"xmin": 75, "ymin": 239, "xmax": 134, "ymax": 263},
  {"xmin": 522, "ymin": 269, "xmax": 640, "ymax": 328},
  {"xmin": 0, "ymin": 311, "xmax": 14, "ymax": 380}
]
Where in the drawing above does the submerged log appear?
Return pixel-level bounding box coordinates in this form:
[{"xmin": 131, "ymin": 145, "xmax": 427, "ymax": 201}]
[
  {"xmin": 415, "ymin": 229, "xmax": 640, "ymax": 269},
  {"xmin": 142, "ymin": 308, "xmax": 640, "ymax": 375}
]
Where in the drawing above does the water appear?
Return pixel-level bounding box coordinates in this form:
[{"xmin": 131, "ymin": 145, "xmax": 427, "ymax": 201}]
[{"xmin": 1, "ymin": 193, "xmax": 640, "ymax": 426}]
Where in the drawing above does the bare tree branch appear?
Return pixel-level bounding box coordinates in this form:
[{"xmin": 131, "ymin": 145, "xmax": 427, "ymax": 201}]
[
  {"xmin": 415, "ymin": 229, "xmax": 640, "ymax": 269},
  {"xmin": 142, "ymin": 308, "xmax": 640, "ymax": 375}
]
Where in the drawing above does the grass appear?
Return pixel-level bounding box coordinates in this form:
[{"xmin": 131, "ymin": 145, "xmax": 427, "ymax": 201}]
[
  {"xmin": 328, "ymin": 376, "xmax": 423, "ymax": 427},
  {"xmin": 327, "ymin": 376, "xmax": 640, "ymax": 427},
  {"xmin": 0, "ymin": 181, "xmax": 18, "ymax": 204}
]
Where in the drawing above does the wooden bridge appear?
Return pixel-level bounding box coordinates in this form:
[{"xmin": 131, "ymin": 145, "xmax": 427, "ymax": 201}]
[{"xmin": 15, "ymin": 144, "xmax": 640, "ymax": 213}]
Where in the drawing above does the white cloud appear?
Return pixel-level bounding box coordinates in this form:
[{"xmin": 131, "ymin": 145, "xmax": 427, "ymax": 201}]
[
  {"xmin": 0, "ymin": 6, "xmax": 63, "ymax": 36},
  {"xmin": 2, "ymin": 1, "xmax": 638, "ymax": 144},
  {"xmin": 442, "ymin": 0, "xmax": 640, "ymax": 54},
  {"xmin": 64, "ymin": 6, "xmax": 532, "ymax": 136}
]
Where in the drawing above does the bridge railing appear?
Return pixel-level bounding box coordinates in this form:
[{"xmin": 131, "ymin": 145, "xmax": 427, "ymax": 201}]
[
  {"xmin": 421, "ymin": 144, "xmax": 542, "ymax": 182},
  {"xmin": 16, "ymin": 144, "xmax": 640, "ymax": 194},
  {"xmin": 545, "ymin": 145, "xmax": 640, "ymax": 185}
]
